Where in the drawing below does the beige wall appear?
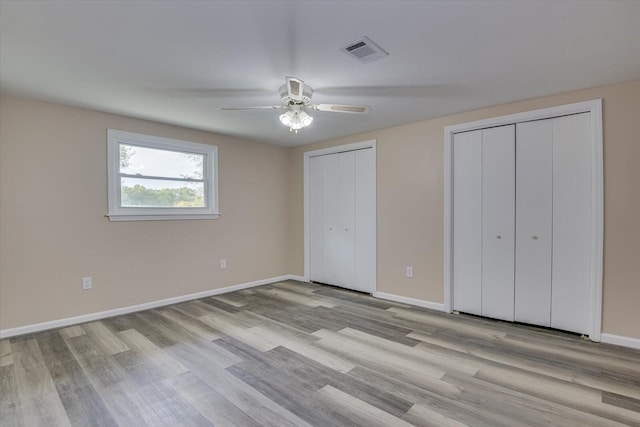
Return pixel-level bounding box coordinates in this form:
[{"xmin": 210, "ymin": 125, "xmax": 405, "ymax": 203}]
[
  {"xmin": 288, "ymin": 79, "xmax": 640, "ymax": 340},
  {"xmin": 2, "ymin": 79, "xmax": 639, "ymax": 340},
  {"xmin": 0, "ymin": 96, "xmax": 291, "ymax": 330}
]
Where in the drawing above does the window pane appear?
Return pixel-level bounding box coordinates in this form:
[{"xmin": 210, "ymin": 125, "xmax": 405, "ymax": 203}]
[
  {"xmin": 121, "ymin": 178, "xmax": 205, "ymax": 207},
  {"xmin": 120, "ymin": 144, "xmax": 204, "ymax": 179}
]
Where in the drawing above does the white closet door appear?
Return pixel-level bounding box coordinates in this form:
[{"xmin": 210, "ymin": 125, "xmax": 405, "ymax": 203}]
[
  {"xmin": 355, "ymin": 148, "xmax": 376, "ymax": 292},
  {"xmin": 309, "ymin": 155, "xmax": 326, "ymax": 283},
  {"xmin": 552, "ymin": 113, "xmax": 592, "ymax": 334},
  {"xmin": 452, "ymin": 130, "xmax": 483, "ymax": 316},
  {"xmin": 515, "ymin": 120, "xmax": 553, "ymax": 326},
  {"xmin": 482, "ymin": 125, "xmax": 516, "ymax": 321},
  {"xmin": 323, "ymin": 153, "xmax": 342, "ymax": 286},
  {"xmin": 337, "ymin": 151, "xmax": 356, "ymax": 288}
]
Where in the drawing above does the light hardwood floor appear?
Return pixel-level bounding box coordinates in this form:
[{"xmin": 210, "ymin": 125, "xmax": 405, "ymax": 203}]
[{"xmin": 1, "ymin": 280, "xmax": 639, "ymax": 426}]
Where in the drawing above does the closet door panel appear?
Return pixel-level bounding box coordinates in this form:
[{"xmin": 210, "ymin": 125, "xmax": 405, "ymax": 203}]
[
  {"xmin": 482, "ymin": 125, "xmax": 516, "ymax": 321},
  {"xmin": 355, "ymin": 148, "xmax": 376, "ymax": 292},
  {"xmin": 338, "ymin": 151, "xmax": 356, "ymax": 288},
  {"xmin": 552, "ymin": 113, "xmax": 592, "ymax": 334},
  {"xmin": 515, "ymin": 120, "xmax": 553, "ymax": 326},
  {"xmin": 452, "ymin": 130, "xmax": 483, "ymax": 315},
  {"xmin": 309, "ymin": 156, "xmax": 325, "ymax": 283},
  {"xmin": 322, "ymin": 154, "xmax": 341, "ymax": 286}
]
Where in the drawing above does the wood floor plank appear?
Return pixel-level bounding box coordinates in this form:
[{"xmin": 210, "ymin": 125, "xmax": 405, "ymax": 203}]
[
  {"xmin": 271, "ymin": 345, "xmax": 413, "ymax": 418},
  {"xmin": 171, "ymin": 300, "xmax": 220, "ymax": 318},
  {"xmin": 347, "ymin": 364, "xmax": 509, "ymax": 427},
  {"xmin": 37, "ymin": 330, "xmax": 118, "ymax": 427},
  {"xmin": 315, "ymin": 385, "xmax": 415, "ymax": 427},
  {"xmin": 442, "ymin": 370, "xmax": 630, "ymax": 427},
  {"xmin": 115, "ymin": 329, "xmax": 189, "ymax": 385},
  {"xmin": 169, "ymin": 371, "xmax": 262, "ymax": 427},
  {"xmin": 272, "ymin": 280, "xmax": 320, "ymax": 295},
  {"xmin": 0, "ymin": 364, "xmax": 23, "ymax": 427},
  {"xmin": 63, "ymin": 334, "xmax": 127, "ymax": 389},
  {"xmin": 250, "ymin": 325, "xmax": 356, "ymax": 372},
  {"xmin": 0, "ymin": 339, "xmax": 13, "ymax": 367},
  {"xmin": 237, "ymin": 310, "xmax": 321, "ymax": 343},
  {"xmin": 603, "ymin": 391, "xmax": 640, "ymax": 414},
  {"xmin": 130, "ymin": 378, "xmax": 212, "ymax": 426},
  {"xmin": 403, "ymin": 403, "xmax": 470, "ymax": 427},
  {"xmin": 83, "ymin": 321, "xmax": 129, "ymax": 355},
  {"xmin": 412, "ymin": 327, "xmax": 640, "ymax": 400},
  {"xmin": 199, "ymin": 297, "xmax": 242, "ymax": 313},
  {"xmin": 474, "ymin": 363, "xmax": 640, "ymax": 425},
  {"xmin": 218, "ymin": 336, "xmax": 412, "ymax": 419},
  {"xmin": 125, "ymin": 311, "xmax": 312, "ymax": 426},
  {"xmin": 339, "ymin": 327, "xmax": 478, "ymax": 376},
  {"xmin": 314, "ymin": 286, "xmax": 409, "ymax": 309},
  {"xmin": 58, "ymin": 325, "xmax": 86, "ymax": 340},
  {"xmin": 312, "ymin": 328, "xmax": 447, "ymax": 380},
  {"xmin": 132, "ymin": 310, "xmax": 242, "ymax": 368},
  {"xmin": 314, "ymin": 306, "xmax": 423, "ymax": 347},
  {"xmin": 260, "ymin": 287, "xmax": 337, "ymax": 308},
  {"xmin": 209, "ymin": 294, "xmax": 249, "ymax": 308},
  {"xmin": 176, "ymin": 350, "xmax": 314, "ymax": 427},
  {"xmin": 56, "ymin": 384, "xmax": 119, "ymax": 427},
  {"xmin": 158, "ymin": 307, "xmax": 222, "ymax": 341},
  {"xmin": 199, "ymin": 314, "xmax": 280, "ymax": 352},
  {"xmin": 225, "ymin": 353, "xmax": 351, "ymax": 426},
  {"xmin": 3, "ymin": 280, "xmax": 639, "ymax": 426},
  {"xmin": 10, "ymin": 339, "xmax": 72, "ymax": 426},
  {"xmin": 389, "ymin": 307, "xmax": 508, "ymax": 339}
]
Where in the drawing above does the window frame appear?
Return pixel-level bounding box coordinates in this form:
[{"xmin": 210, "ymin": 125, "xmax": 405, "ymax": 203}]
[{"xmin": 107, "ymin": 129, "xmax": 219, "ymax": 221}]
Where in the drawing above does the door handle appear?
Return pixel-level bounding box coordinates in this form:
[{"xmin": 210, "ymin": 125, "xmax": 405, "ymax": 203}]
[{"xmin": 532, "ymin": 235, "xmax": 539, "ymax": 240}]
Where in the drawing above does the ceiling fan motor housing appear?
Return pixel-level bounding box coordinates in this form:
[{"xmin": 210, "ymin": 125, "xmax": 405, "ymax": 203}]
[{"xmin": 279, "ymin": 80, "xmax": 313, "ymax": 105}]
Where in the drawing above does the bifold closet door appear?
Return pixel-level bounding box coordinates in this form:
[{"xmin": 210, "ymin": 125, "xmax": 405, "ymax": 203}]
[
  {"xmin": 551, "ymin": 112, "xmax": 592, "ymax": 334},
  {"xmin": 452, "ymin": 130, "xmax": 483, "ymax": 316},
  {"xmin": 515, "ymin": 120, "xmax": 553, "ymax": 327},
  {"xmin": 481, "ymin": 125, "xmax": 516, "ymax": 321},
  {"xmin": 335, "ymin": 151, "xmax": 356, "ymax": 289},
  {"xmin": 318, "ymin": 152, "xmax": 355, "ymax": 288},
  {"xmin": 354, "ymin": 148, "xmax": 375, "ymax": 292},
  {"xmin": 309, "ymin": 150, "xmax": 373, "ymax": 292},
  {"xmin": 309, "ymin": 155, "xmax": 326, "ymax": 284}
]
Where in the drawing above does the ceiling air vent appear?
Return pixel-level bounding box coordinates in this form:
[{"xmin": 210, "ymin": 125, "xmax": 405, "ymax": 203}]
[{"xmin": 341, "ymin": 36, "xmax": 389, "ymax": 63}]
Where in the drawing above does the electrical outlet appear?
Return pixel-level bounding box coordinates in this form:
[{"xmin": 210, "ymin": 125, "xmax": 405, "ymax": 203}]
[
  {"xmin": 220, "ymin": 259, "xmax": 227, "ymax": 269},
  {"xmin": 406, "ymin": 266, "xmax": 413, "ymax": 278},
  {"xmin": 82, "ymin": 276, "xmax": 92, "ymax": 290}
]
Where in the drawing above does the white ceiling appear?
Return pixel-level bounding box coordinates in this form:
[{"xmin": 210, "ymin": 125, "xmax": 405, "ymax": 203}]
[{"xmin": 1, "ymin": 1, "xmax": 639, "ymax": 147}]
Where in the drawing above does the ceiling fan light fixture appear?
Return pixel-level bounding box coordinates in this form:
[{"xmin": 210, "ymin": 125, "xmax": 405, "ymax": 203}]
[
  {"xmin": 279, "ymin": 110, "xmax": 294, "ymax": 126},
  {"xmin": 299, "ymin": 111, "xmax": 313, "ymax": 127},
  {"xmin": 280, "ymin": 109, "xmax": 313, "ymax": 133}
]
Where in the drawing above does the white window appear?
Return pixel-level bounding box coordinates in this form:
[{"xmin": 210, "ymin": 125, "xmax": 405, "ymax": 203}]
[{"xmin": 107, "ymin": 129, "xmax": 219, "ymax": 221}]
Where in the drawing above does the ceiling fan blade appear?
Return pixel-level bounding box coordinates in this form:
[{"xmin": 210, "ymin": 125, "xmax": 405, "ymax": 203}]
[
  {"xmin": 221, "ymin": 105, "xmax": 287, "ymax": 111},
  {"xmin": 153, "ymin": 88, "xmax": 274, "ymax": 98},
  {"xmin": 314, "ymin": 85, "xmax": 462, "ymax": 98},
  {"xmin": 309, "ymin": 104, "xmax": 371, "ymax": 114}
]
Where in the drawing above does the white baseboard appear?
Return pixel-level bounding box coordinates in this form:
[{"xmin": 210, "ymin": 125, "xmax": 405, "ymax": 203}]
[
  {"xmin": 0, "ymin": 274, "xmax": 303, "ymax": 339},
  {"xmin": 373, "ymin": 291, "xmax": 445, "ymax": 312},
  {"xmin": 600, "ymin": 333, "xmax": 640, "ymax": 350},
  {"xmin": 287, "ymin": 275, "xmax": 307, "ymax": 282}
]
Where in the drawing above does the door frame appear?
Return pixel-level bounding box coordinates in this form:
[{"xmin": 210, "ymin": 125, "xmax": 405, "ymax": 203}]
[
  {"xmin": 443, "ymin": 99, "xmax": 603, "ymax": 341},
  {"xmin": 303, "ymin": 140, "xmax": 377, "ymax": 292}
]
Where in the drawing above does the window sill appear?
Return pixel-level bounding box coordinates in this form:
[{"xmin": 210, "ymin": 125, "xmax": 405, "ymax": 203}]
[{"xmin": 106, "ymin": 213, "xmax": 221, "ymax": 222}]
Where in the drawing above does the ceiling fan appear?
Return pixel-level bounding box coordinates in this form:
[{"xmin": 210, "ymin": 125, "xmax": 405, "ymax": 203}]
[{"xmin": 221, "ymin": 77, "xmax": 371, "ymax": 133}]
